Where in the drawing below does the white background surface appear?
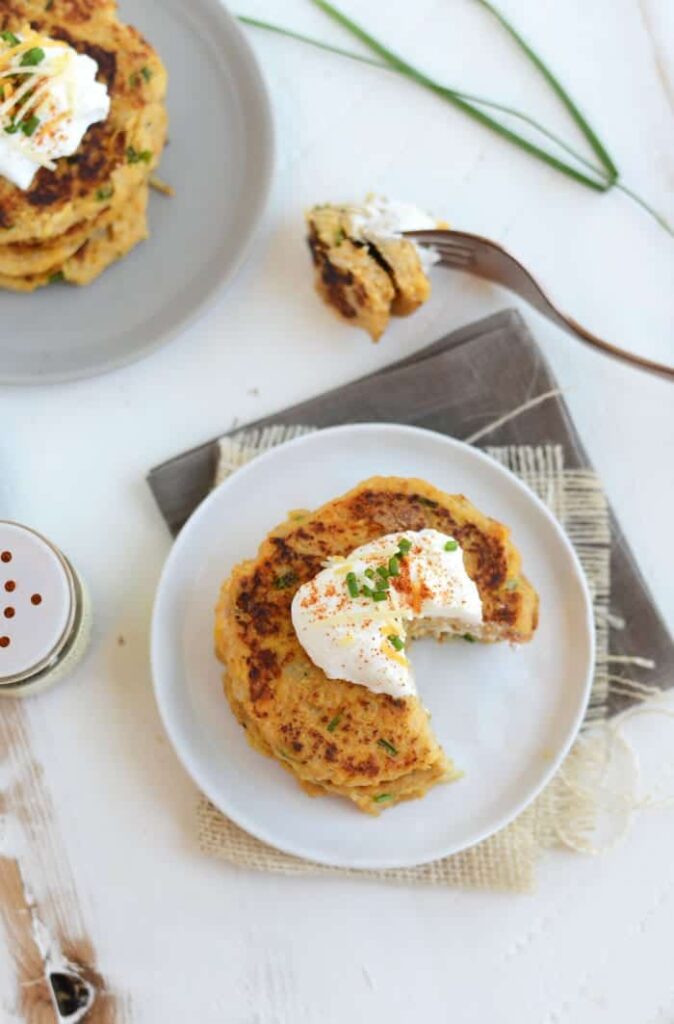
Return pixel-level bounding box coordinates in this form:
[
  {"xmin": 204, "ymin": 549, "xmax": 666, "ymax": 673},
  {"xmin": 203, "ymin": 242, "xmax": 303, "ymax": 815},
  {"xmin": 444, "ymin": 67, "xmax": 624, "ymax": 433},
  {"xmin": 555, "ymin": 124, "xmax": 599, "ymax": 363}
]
[{"xmin": 2, "ymin": 0, "xmax": 674, "ymax": 1021}]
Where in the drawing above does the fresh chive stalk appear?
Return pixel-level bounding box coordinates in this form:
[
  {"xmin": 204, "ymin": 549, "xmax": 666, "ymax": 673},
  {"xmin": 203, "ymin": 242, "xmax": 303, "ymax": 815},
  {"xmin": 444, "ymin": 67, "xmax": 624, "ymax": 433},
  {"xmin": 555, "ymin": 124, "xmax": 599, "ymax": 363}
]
[
  {"xmin": 311, "ymin": 0, "xmax": 612, "ymax": 191},
  {"xmin": 237, "ymin": 5, "xmax": 673, "ymax": 234}
]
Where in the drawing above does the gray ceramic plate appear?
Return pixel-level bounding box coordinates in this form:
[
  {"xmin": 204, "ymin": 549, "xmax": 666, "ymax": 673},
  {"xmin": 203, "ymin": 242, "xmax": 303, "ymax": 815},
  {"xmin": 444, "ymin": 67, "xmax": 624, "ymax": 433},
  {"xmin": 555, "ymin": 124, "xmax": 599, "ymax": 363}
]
[{"xmin": 0, "ymin": 0, "xmax": 274, "ymax": 384}]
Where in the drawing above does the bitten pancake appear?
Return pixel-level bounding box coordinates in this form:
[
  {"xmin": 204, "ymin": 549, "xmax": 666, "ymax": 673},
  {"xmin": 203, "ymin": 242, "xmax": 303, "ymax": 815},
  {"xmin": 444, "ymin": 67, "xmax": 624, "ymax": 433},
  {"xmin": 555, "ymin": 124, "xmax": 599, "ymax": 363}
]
[{"xmin": 215, "ymin": 477, "xmax": 539, "ymax": 814}]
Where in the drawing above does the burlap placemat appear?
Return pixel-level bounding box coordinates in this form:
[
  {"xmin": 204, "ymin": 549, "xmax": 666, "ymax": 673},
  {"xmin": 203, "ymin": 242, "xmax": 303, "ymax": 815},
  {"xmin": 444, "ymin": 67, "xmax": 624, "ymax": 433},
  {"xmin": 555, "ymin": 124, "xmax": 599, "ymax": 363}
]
[{"xmin": 149, "ymin": 310, "xmax": 673, "ymax": 890}]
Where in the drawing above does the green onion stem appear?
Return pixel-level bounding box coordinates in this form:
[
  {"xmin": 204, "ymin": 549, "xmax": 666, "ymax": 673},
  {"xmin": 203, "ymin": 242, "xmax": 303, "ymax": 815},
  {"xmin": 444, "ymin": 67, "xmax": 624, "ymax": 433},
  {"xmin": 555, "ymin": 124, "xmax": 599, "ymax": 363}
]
[
  {"xmin": 237, "ymin": 15, "xmax": 601, "ymax": 171},
  {"xmin": 474, "ymin": 0, "xmax": 618, "ymax": 183},
  {"xmin": 613, "ymin": 181, "xmax": 674, "ymax": 239},
  {"xmin": 238, "ymin": 10, "xmax": 673, "ymax": 235},
  {"xmin": 310, "ymin": 0, "xmax": 611, "ymax": 191}
]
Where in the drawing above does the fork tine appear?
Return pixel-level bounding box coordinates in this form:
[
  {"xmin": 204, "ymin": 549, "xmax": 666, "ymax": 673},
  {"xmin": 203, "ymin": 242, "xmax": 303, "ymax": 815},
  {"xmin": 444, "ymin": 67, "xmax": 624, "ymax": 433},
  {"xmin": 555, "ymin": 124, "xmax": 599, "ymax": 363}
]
[
  {"xmin": 433, "ymin": 251, "xmax": 473, "ymax": 268},
  {"xmin": 406, "ymin": 233, "xmax": 475, "ymax": 262},
  {"xmin": 428, "ymin": 243, "xmax": 475, "ymax": 260}
]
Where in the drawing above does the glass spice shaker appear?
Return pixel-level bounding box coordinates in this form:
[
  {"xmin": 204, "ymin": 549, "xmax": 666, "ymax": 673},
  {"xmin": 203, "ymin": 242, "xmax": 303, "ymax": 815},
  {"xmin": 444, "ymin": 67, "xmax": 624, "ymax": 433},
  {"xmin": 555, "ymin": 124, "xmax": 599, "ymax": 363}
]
[{"xmin": 0, "ymin": 521, "xmax": 92, "ymax": 697}]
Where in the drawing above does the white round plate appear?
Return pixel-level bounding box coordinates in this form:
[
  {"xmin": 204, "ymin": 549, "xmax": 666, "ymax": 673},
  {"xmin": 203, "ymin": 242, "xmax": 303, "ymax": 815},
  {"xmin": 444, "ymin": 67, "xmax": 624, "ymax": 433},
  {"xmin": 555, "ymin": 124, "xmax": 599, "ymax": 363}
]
[
  {"xmin": 151, "ymin": 424, "xmax": 594, "ymax": 869},
  {"xmin": 0, "ymin": 0, "xmax": 273, "ymax": 383}
]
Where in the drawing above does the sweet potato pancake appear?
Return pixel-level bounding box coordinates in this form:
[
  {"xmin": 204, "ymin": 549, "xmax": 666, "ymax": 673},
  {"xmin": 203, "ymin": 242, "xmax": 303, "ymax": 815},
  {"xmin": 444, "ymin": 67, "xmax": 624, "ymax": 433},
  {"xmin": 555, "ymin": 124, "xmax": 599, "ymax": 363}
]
[
  {"xmin": 215, "ymin": 477, "xmax": 539, "ymax": 815},
  {"xmin": 0, "ymin": 0, "xmax": 167, "ymax": 286},
  {"xmin": 306, "ymin": 199, "xmax": 441, "ymax": 340}
]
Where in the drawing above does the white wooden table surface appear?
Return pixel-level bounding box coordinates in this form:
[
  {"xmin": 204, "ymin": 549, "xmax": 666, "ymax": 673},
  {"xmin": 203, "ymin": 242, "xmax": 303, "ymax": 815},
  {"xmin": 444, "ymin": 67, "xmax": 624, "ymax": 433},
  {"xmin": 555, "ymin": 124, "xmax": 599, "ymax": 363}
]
[{"xmin": 2, "ymin": 1, "xmax": 674, "ymax": 1021}]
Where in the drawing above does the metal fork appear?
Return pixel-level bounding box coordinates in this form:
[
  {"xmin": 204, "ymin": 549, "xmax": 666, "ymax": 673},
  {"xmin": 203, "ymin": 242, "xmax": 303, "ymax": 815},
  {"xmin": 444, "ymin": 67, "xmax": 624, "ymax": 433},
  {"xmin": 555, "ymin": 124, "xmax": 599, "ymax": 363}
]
[{"xmin": 405, "ymin": 229, "xmax": 673, "ymax": 381}]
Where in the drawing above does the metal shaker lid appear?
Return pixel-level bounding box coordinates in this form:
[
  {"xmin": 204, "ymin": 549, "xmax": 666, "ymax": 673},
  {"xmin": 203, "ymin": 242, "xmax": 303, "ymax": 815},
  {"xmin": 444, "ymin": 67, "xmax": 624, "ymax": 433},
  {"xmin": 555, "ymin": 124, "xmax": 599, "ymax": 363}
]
[{"xmin": 0, "ymin": 521, "xmax": 76, "ymax": 687}]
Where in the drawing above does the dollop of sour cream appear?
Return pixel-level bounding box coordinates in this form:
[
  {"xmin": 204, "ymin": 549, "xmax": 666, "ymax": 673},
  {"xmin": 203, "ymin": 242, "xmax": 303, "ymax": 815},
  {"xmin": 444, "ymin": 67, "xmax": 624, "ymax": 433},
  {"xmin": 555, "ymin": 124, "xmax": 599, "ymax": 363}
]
[
  {"xmin": 346, "ymin": 195, "xmax": 442, "ymax": 272},
  {"xmin": 0, "ymin": 32, "xmax": 110, "ymax": 190},
  {"xmin": 291, "ymin": 530, "xmax": 482, "ymax": 699}
]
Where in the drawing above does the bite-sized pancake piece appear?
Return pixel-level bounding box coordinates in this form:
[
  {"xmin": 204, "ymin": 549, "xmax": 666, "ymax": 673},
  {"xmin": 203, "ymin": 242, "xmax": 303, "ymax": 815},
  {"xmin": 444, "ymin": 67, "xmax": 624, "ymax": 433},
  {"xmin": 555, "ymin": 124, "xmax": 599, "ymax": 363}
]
[
  {"xmin": 368, "ymin": 236, "xmax": 430, "ymax": 316},
  {"xmin": 306, "ymin": 199, "xmax": 442, "ymax": 339},
  {"xmin": 306, "ymin": 205, "xmax": 395, "ymax": 341},
  {"xmin": 0, "ymin": 0, "xmax": 167, "ymax": 243},
  {"xmin": 215, "ymin": 477, "xmax": 539, "ymax": 814}
]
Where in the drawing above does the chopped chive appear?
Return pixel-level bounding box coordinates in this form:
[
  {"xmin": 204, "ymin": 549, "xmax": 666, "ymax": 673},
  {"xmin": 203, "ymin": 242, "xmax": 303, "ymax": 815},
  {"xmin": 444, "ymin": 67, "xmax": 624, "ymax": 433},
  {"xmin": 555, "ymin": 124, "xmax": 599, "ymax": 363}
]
[
  {"xmin": 48, "ymin": 271, "xmax": 65, "ymax": 284},
  {"xmin": 463, "ymin": 633, "xmax": 476, "ymax": 643},
  {"xmin": 361, "ymin": 585, "xmax": 375, "ymax": 599},
  {"xmin": 0, "ymin": 87, "xmax": 4, "ymax": 101},
  {"xmin": 333, "ymin": 227, "xmax": 345, "ymax": 244},
  {"xmin": 505, "ymin": 578, "xmax": 519, "ymax": 591},
  {"xmin": 373, "ymin": 793, "xmax": 393, "ymax": 803},
  {"xmin": 4, "ymin": 122, "xmax": 19, "ymax": 134},
  {"xmin": 372, "ymin": 590, "xmax": 388, "ymax": 602},
  {"xmin": 273, "ymin": 571, "xmax": 297, "ymax": 590},
  {"xmin": 1, "ymin": 31, "xmax": 20, "ymax": 46},
  {"xmin": 126, "ymin": 146, "xmax": 153, "ymax": 164},
  {"xmin": 346, "ymin": 572, "xmax": 359, "ymax": 598},
  {"xmin": 377, "ymin": 565, "xmax": 389, "ymax": 579},
  {"xmin": 444, "ymin": 539, "xmax": 458, "ymax": 552},
  {"xmin": 141, "ymin": 65, "xmax": 152, "ymax": 82},
  {"xmin": 326, "ymin": 714, "xmax": 342, "ymax": 733},
  {"xmin": 388, "ymin": 556, "xmax": 400, "ymax": 576},
  {"xmin": 377, "ymin": 738, "xmax": 398, "ymax": 756},
  {"xmin": 129, "ymin": 72, "xmax": 141, "ymax": 87},
  {"xmin": 398, "ymin": 538, "xmax": 412, "ymax": 554},
  {"xmin": 21, "ymin": 115, "xmax": 39, "ymax": 137},
  {"xmin": 375, "ymin": 577, "xmax": 389, "ymax": 591},
  {"xmin": 20, "ymin": 47, "xmax": 45, "ymax": 67},
  {"xmin": 96, "ymin": 185, "xmax": 114, "ymax": 201},
  {"xmin": 387, "ymin": 634, "xmax": 404, "ymax": 651},
  {"xmin": 418, "ymin": 496, "xmax": 438, "ymax": 507},
  {"xmin": 364, "ymin": 567, "xmax": 376, "ymax": 580}
]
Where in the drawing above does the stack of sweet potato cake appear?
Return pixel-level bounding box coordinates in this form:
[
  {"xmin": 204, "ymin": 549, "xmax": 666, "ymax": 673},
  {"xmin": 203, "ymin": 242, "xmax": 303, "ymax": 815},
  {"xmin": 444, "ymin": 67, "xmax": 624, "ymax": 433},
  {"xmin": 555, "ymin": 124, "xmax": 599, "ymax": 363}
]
[{"xmin": 0, "ymin": 0, "xmax": 167, "ymax": 290}]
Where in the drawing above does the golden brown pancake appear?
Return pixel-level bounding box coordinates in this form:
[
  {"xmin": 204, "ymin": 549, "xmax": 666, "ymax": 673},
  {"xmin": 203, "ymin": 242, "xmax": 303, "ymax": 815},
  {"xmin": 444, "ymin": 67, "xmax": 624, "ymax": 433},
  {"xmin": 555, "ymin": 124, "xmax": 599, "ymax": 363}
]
[
  {"xmin": 0, "ymin": 182, "xmax": 148, "ymax": 289},
  {"xmin": 0, "ymin": 0, "xmax": 167, "ymax": 248},
  {"xmin": 0, "ymin": 202, "xmax": 121, "ymax": 276},
  {"xmin": 215, "ymin": 477, "xmax": 539, "ymax": 814}
]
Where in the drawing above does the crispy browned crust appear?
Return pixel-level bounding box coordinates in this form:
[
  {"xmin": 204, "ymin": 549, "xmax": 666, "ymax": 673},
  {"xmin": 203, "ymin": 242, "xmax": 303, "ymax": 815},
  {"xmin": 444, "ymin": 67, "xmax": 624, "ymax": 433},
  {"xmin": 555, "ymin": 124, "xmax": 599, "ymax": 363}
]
[
  {"xmin": 0, "ymin": 0, "xmax": 167, "ymax": 242},
  {"xmin": 214, "ymin": 477, "xmax": 539, "ymax": 808},
  {"xmin": 307, "ymin": 223, "xmax": 394, "ymax": 341}
]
